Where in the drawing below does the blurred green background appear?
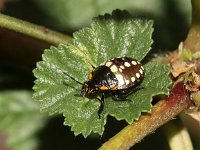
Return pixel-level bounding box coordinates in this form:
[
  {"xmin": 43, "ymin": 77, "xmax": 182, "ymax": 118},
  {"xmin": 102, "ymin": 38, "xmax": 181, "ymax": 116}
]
[
  {"xmin": 0, "ymin": 0, "xmax": 194, "ymax": 150},
  {"xmin": 5, "ymin": 0, "xmax": 191, "ymax": 50}
]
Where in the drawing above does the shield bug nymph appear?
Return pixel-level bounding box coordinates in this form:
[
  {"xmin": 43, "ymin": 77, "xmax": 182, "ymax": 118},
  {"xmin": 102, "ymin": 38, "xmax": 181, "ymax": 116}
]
[{"xmin": 64, "ymin": 57, "xmax": 145, "ymax": 118}]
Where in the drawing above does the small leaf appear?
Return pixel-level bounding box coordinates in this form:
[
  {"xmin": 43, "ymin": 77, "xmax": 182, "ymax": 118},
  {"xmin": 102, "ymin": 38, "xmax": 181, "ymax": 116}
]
[
  {"xmin": 0, "ymin": 91, "xmax": 46, "ymax": 150},
  {"xmin": 33, "ymin": 10, "xmax": 171, "ymax": 137}
]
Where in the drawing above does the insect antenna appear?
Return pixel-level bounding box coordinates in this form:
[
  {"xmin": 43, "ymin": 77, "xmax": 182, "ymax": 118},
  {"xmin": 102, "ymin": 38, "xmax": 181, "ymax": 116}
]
[
  {"xmin": 91, "ymin": 64, "xmax": 95, "ymax": 69},
  {"xmin": 63, "ymin": 72, "xmax": 83, "ymax": 85}
]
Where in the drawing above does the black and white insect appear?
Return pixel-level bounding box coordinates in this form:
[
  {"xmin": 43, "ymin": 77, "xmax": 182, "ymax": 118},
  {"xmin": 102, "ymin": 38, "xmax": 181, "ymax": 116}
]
[{"xmin": 64, "ymin": 57, "xmax": 145, "ymax": 118}]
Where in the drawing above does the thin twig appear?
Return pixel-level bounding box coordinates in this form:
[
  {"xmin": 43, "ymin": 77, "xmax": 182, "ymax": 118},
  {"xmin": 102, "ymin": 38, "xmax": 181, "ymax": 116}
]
[{"xmin": 0, "ymin": 13, "xmax": 70, "ymax": 45}]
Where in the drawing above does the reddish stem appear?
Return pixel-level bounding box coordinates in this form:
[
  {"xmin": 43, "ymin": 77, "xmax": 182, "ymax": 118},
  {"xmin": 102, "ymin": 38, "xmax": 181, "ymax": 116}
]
[{"xmin": 99, "ymin": 82, "xmax": 193, "ymax": 150}]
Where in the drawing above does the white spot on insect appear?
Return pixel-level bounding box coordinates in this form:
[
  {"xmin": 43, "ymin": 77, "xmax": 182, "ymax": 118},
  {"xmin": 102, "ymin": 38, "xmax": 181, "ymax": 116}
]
[
  {"xmin": 120, "ymin": 65, "xmax": 125, "ymax": 69},
  {"xmin": 141, "ymin": 66, "xmax": 144, "ymax": 70},
  {"xmin": 137, "ymin": 61, "xmax": 141, "ymax": 64},
  {"xmin": 131, "ymin": 61, "xmax": 137, "ymax": 65},
  {"xmin": 106, "ymin": 61, "xmax": 112, "ymax": 67},
  {"xmin": 139, "ymin": 68, "xmax": 143, "ymax": 74},
  {"xmin": 136, "ymin": 73, "xmax": 140, "ymax": 78},
  {"xmin": 124, "ymin": 62, "xmax": 131, "ymax": 67},
  {"xmin": 131, "ymin": 76, "xmax": 136, "ymax": 82},
  {"xmin": 115, "ymin": 74, "xmax": 125, "ymax": 87},
  {"xmin": 125, "ymin": 80, "xmax": 130, "ymax": 85},
  {"xmin": 110, "ymin": 65, "xmax": 118, "ymax": 72},
  {"xmin": 119, "ymin": 68, "xmax": 123, "ymax": 72}
]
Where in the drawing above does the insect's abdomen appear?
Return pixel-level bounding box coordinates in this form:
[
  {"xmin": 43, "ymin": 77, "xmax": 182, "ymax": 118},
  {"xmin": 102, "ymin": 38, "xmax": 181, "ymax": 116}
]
[{"xmin": 105, "ymin": 57, "xmax": 144, "ymax": 89}]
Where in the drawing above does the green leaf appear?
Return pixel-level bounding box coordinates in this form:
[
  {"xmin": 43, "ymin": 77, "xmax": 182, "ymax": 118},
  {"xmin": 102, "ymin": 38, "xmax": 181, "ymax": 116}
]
[
  {"xmin": 0, "ymin": 91, "xmax": 46, "ymax": 150},
  {"xmin": 33, "ymin": 10, "xmax": 171, "ymax": 137},
  {"xmin": 73, "ymin": 10, "xmax": 153, "ymax": 65}
]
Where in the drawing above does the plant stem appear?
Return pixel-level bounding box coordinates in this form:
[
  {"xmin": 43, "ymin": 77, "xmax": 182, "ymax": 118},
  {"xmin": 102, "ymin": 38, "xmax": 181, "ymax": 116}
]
[
  {"xmin": 163, "ymin": 118, "xmax": 193, "ymax": 150},
  {"xmin": 184, "ymin": 0, "xmax": 200, "ymax": 52},
  {"xmin": 98, "ymin": 82, "xmax": 192, "ymax": 150},
  {"xmin": 0, "ymin": 13, "xmax": 70, "ymax": 45}
]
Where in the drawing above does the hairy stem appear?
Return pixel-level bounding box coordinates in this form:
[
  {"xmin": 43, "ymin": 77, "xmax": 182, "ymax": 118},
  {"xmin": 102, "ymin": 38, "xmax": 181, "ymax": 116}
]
[
  {"xmin": 0, "ymin": 13, "xmax": 70, "ymax": 45},
  {"xmin": 99, "ymin": 82, "xmax": 192, "ymax": 150}
]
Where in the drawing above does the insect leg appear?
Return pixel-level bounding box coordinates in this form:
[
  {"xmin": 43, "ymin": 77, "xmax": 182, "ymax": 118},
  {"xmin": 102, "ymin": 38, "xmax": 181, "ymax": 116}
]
[{"xmin": 96, "ymin": 93, "xmax": 105, "ymax": 119}]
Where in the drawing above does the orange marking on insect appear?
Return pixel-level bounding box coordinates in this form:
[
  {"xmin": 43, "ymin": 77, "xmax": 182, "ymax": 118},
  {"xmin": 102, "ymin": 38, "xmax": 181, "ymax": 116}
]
[
  {"xmin": 88, "ymin": 73, "xmax": 93, "ymax": 80},
  {"xmin": 100, "ymin": 85, "xmax": 108, "ymax": 90}
]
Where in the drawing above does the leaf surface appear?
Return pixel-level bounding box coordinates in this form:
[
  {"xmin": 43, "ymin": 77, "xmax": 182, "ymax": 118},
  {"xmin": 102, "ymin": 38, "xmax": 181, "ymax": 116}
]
[{"xmin": 33, "ymin": 10, "xmax": 171, "ymax": 137}]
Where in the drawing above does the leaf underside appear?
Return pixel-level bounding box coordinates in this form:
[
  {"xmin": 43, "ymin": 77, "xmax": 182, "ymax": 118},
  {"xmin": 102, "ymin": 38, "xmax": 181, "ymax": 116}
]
[{"xmin": 33, "ymin": 10, "xmax": 171, "ymax": 137}]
